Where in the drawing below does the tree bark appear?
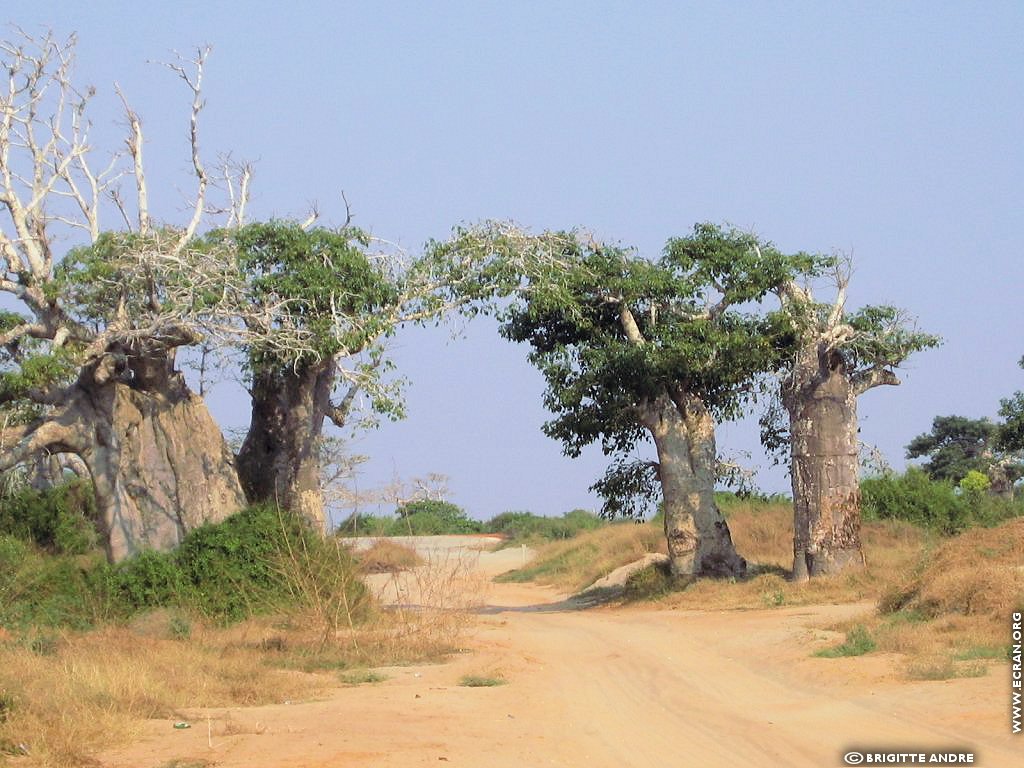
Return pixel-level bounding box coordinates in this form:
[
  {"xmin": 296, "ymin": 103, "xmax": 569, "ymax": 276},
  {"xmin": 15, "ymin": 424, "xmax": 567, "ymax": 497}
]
[
  {"xmin": 784, "ymin": 349, "xmax": 864, "ymax": 581},
  {"xmin": 0, "ymin": 346, "xmax": 246, "ymax": 561},
  {"xmin": 236, "ymin": 359, "xmax": 334, "ymax": 532},
  {"xmin": 640, "ymin": 392, "xmax": 747, "ymax": 579}
]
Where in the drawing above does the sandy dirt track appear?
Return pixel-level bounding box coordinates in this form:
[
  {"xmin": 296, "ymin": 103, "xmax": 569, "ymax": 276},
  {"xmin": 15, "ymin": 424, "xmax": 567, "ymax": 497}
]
[{"xmin": 101, "ymin": 539, "xmax": 1020, "ymax": 768}]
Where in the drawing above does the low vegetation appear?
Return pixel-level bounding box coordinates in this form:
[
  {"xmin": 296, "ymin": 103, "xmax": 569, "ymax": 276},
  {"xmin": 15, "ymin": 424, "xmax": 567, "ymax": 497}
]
[
  {"xmin": 458, "ymin": 674, "xmax": 507, "ymax": 688},
  {"xmin": 495, "ymin": 521, "xmax": 665, "ymax": 591},
  {"xmin": 813, "ymin": 625, "xmax": 877, "ymax": 658},
  {"xmin": 862, "ymin": 467, "xmax": 1024, "ymax": 534},
  {"xmin": 0, "ymin": 485, "xmax": 480, "ymax": 767},
  {"xmin": 337, "ymin": 502, "xmax": 607, "ymax": 544}
]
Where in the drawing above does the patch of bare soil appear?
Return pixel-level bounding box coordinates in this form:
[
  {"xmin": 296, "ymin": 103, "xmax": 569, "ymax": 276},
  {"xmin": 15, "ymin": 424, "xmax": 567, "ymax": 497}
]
[{"xmin": 99, "ymin": 543, "xmax": 1019, "ymax": 768}]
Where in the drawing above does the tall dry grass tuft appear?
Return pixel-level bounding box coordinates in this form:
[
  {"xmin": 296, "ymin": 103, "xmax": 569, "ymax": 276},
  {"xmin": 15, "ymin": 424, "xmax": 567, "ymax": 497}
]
[
  {"xmin": 270, "ymin": 530, "xmax": 372, "ymax": 652},
  {"xmin": 0, "ymin": 621, "xmax": 324, "ymax": 767},
  {"xmin": 351, "ymin": 539, "xmax": 424, "ymax": 574},
  {"xmin": 361, "ymin": 546, "xmax": 489, "ymax": 662}
]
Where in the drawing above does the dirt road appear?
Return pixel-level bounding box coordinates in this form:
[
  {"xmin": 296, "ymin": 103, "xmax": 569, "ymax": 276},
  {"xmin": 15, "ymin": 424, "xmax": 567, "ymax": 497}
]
[{"xmin": 102, "ymin": 540, "xmax": 1020, "ymax": 767}]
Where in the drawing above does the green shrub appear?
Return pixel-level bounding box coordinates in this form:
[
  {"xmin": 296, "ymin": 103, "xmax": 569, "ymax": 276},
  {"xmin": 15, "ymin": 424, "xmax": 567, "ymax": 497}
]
[
  {"xmin": 622, "ymin": 561, "xmax": 674, "ymax": 601},
  {"xmin": 0, "ymin": 536, "xmax": 109, "ymax": 629},
  {"xmin": 814, "ymin": 625, "xmax": 876, "ymax": 658},
  {"xmin": 0, "ymin": 505, "xmax": 370, "ymax": 629},
  {"xmin": 394, "ymin": 500, "xmax": 481, "ymax": 535},
  {"xmin": 0, "ymin": 479, "xmax": 98, "ymax": 554},
  {"xmin": 113, "ymin": 549, "xmax": 187, "ymax": 614},
  {"xmin": 485, "ymin": 509, "xmax": 605, "ymax": 543},
  {"xmin": 458, "ymin": 674, "xmax": 506, "ymax": 687},
  {"xmin": 173, "ymin": 503, "xmax": 312, "ymax": 621},
  {"xmin": 862, "ymin": 468, "xmax": 1022, "ymax": 534}
]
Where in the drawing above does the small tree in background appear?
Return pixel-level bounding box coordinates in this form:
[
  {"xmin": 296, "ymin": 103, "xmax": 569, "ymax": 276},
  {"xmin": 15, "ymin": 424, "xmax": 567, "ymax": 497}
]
[
  {"xmin": 907, "ymin": 412, "xmax": 1023, "ymax": 499},
  {"xmin": 997, "ymin": 356, "xmax": 1024, "ymax": 456}
]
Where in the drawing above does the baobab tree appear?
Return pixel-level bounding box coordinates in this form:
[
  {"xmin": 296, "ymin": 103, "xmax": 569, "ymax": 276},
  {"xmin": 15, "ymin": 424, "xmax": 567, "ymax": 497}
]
[
  {"xmin": 500, "ymin": 224, "xmax": 814, "ymax": 578},
  {"xmin": 772, "ymin": 259, "xmax": 939, "ymax": 580},
  {"xmin": 217, "ymin": 219, "xmax": 572, "ymax": 530},
  {"xmin": 0, "ymin": 31, "xmax": 250, "ymax": 560}
]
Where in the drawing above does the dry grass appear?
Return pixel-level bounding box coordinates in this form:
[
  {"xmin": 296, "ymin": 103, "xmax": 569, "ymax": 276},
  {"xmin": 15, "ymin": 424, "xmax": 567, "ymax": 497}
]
[
  {"xmin": 660, "ymin": 512, "xmax": 933, "ymax": 612},
  {"xmin": 723, "ymin": 498, "xmax": 794, "ymax": 568},
  {"xmin": 494, "ymin": 522, "xmax": 665, "ymax": 592},
  {"xmin": 367, "ymin": 546, "xmax": 489, "ymax": 659},
  {"xmin": 865, "ymin": 518, "xmax": 1024, "ymax": 678},
  {"xmin": 352, "ymin": 539, "xmax": 424, "ymax": 574},
  {"xmin": 0, "ymin": 548, "xmax": 483, "ymax": 767},
  {"xmin": 0, "ymin": 619, "xmax": 324, "ymax": 766},
  {"xmin": 500, "ymin": 502, "xmax": 932, "ymax": 612}
]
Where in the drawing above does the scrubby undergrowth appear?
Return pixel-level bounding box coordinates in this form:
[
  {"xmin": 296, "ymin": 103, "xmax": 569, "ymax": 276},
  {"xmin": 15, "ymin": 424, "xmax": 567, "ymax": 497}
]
[{"xmin": 0, "ymin": 497, "xmax": 478, "ymax": 767}]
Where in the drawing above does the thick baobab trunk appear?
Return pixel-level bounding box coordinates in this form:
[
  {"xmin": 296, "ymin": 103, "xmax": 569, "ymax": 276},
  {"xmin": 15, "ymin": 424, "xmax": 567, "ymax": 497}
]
[
  {"xmin": 641, "ymin": 393, "xmax": 747, "ymax": 579},
  {"xmin": 785, "ymin": 351, "xmax": 864, "ymax": 581},
  {"xmin": 0, "ymin": 347, "xmax": 246, "ymax": 561},
  {"xmin": 236, "ymin": 360, "xmax": 334, "ymax": 531}
]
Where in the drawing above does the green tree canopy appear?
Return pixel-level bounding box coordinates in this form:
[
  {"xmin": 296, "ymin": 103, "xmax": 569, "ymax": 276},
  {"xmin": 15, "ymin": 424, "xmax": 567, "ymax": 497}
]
[
  {"xmin": 906, "ymin": 415, "xmax": 1020, "ymax": 483},
  {"xmin": 499, "ymin": 223, "xmax": 805, "ymax": 519},
  {"xmin": 997, "ymin": 356, "xmax": 1024, "ymax": 452}
]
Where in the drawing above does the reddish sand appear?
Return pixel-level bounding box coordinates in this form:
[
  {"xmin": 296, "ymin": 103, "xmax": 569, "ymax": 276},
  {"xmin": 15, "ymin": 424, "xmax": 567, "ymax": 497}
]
[{"xmin": 100, "ymin": 544, "xmax": 1020, "ymax": 768}]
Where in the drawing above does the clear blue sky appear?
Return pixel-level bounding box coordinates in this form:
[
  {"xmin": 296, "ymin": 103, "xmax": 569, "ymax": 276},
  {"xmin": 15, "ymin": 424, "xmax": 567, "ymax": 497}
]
[{"xmin": 6, "ymin": 1, "xmax": 1023, "ymax": 521}]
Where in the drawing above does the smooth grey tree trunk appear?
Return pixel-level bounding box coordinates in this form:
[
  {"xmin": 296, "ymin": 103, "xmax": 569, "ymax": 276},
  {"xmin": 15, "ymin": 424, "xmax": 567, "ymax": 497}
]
[{"xmin": 641, "ymin": 392, "xmax": 747, "ymax": 579}]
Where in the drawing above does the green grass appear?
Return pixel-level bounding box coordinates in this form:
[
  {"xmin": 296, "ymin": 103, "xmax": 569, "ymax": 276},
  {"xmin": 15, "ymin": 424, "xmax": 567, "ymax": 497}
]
[
  {"xmin": 953, "ymin": 645, "xmax": 1009, "ymax": 661},
  {"xmin": 458, "ymin": 674, "xmax": 506, "ymax": 687},
  {"xmin": 882, "ymin": 608, "xmax": 930, "ymax": 625},
  {"xmin": 338, "ymin": 670, "xmax": 388, "ymax": 685},
  {"xmin": 813, "ymin": 625, "xmax": 877, "ymax": 658}
]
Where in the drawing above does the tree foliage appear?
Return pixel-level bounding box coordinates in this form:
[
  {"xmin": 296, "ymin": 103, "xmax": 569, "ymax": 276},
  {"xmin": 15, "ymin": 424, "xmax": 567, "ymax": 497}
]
[
  {"xmin": 997, "ymin": 356, "xmax": 1024, "ymax": 452},
  {"xmin": 499, "ymin": 223, "xmax": 807, "ymax": 517},
  {"xmin": 906, "ymin": 415, "xmax": 1007, "ymax": 483}
]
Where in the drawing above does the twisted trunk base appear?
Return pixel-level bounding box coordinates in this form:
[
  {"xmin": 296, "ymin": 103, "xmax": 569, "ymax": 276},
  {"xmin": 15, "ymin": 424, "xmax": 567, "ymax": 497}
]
[
  {"xmin": 642, "ymin": 393, "xmax": 747, "ymax": 579},
  {"xmin": 1, "ymin": 347, "xmax": 246, "ymax": 561}
]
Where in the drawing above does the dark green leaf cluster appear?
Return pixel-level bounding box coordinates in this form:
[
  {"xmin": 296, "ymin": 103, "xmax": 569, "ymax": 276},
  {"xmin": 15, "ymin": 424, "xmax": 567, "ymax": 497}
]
[
  {"xmin": 0, "ymin": 346, "xmax": 78, "ymax": 404},
  {"xmin": 500, "ymin": 224, "xmax": 808, "ymax": 516},
  {"xmin": 589, "ymin": 459, "xmax": 661, "ymax": 520},
  {"xmin": 0, "ymin": 478, "xmax": 98, "ymax": 554},
  {"xmin": 907, "ymin": 411, "xmax": 1024, "ymax": 488},
  {"xmin": 906, "ymin": 415, "xmax": 1004, "ymax": 483},
  {"xmin": 997, "ymin": 356, "xmax": 1024, "ymax": 452},
  {"xmin": 222, "ymin": 221, "xmax": 398, "ymax": 368}
]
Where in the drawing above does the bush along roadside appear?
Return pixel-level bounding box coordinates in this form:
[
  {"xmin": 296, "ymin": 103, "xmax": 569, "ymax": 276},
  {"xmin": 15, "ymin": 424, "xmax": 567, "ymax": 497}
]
[{"xmin": 0, "ymin": 503, "xmax": 368, "ymax": 630}]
